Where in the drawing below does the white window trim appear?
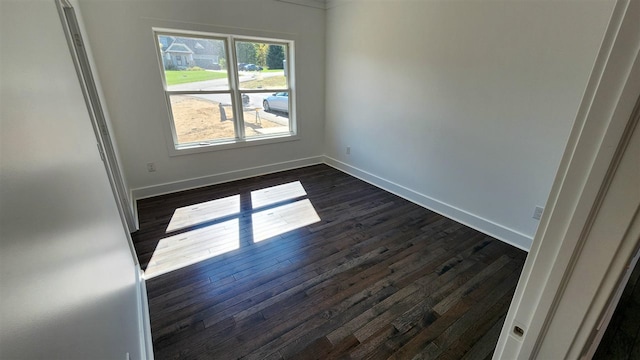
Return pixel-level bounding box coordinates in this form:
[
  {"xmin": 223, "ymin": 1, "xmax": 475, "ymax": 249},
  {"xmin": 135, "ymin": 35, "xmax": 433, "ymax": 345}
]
[{"xmin": 153, "ymin": 28, "xmax": 298, "ymax": 156}]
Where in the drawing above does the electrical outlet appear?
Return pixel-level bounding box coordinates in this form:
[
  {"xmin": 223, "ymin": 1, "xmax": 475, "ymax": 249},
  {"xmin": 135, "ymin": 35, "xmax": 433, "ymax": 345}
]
[
  {"xmin": 346, "ymin": 146, "xmax": 351, "ymax": 155},
  {"xmin": 146, "ymin": 162, "xmax": 156, "ymax": 172},
  {"xmin": 533, "ymin": 206, "xmax": 544, "ymax": 220}
]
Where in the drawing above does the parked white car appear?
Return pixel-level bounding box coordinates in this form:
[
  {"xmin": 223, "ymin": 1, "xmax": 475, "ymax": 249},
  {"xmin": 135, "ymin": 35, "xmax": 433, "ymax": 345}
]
[{"xmin": 263, "ymin": 92, "xmax": 288, "ymax": 113}]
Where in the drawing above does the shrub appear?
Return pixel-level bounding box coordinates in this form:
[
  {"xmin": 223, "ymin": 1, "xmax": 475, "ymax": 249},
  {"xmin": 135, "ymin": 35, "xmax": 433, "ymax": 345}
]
[{"xmin": 187, "ymin": 66, "xmax": 204, "ymax": 71}]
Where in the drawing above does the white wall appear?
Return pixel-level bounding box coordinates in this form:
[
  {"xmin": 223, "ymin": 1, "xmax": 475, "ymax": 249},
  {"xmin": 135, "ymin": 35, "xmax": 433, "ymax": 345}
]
[
  {"xmin": 0, "ymin": 1, "xmax": 142, "ymax": 358},
  {"xmin": 77, "ymin": 0, "xmax": 326, "ymax": 196},
  {"xmin": 325, "ymin": 0, "xmax": 614, "ymax": 249}
]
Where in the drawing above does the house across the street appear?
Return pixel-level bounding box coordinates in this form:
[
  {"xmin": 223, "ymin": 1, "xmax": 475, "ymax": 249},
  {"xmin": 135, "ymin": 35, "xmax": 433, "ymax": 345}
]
[{"xmin": 158, "ymin": 35, "xmax": 222, "ymax": 70}]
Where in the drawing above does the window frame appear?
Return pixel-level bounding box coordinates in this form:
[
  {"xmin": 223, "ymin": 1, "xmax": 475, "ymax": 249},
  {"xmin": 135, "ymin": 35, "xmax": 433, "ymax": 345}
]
[{"xmin": 153, "ymin": 28, "xmax": 297, "ymax": 155}]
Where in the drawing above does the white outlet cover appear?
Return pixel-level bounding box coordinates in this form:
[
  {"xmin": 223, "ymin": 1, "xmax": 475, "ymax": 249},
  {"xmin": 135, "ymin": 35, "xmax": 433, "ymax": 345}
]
[{"xmin": 533, "ymin": 206, "xmax": 544, "ymax": 220}]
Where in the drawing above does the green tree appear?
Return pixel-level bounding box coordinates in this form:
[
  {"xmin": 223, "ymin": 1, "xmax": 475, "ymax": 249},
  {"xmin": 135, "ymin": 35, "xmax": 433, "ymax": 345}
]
[
  {"xmin": 266, "ymin": 45, "xmax": 285, "ymax": 69},
  {"xmin": 255, "ymin": 43, "xmax": 269, "ymax": 67},
  {"xmin": 236, "ymin": 42, "xmax": 257, "ymax": 64}
]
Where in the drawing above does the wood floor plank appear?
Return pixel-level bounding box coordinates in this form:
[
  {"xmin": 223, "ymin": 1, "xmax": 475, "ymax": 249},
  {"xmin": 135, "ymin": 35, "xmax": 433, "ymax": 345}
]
[
  {"xmin": 424, "ymin": 272, "xmax": 520, "ymax": 359},
  {"xmin": 132, "ymin": 164, "xmax": 527, "ymax": 359},
  {"xmin": 219, "ymin": 239, "xmax": 445, "ymax": 359},
  {"xmin": 277, "ymin": 286, "xmax": 399, "ymax": 359},
  {"xmin": 459, "ymin": 314, "xmax": 508, "ymax": 360}
]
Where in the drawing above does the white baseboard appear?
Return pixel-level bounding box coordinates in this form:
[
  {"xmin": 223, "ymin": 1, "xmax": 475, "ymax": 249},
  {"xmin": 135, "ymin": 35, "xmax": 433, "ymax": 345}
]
[
  {"xmin": 324, "ymin": 156, "xmax": 533, "ymax": 251},
  {"xmin": 135, "ymin": 266, "xmax": 154, "ymax": 360},
  {"xmin": 129, "ymin": 154, "xmax": 532, "ymax": 251},
  {"xmin": 131, "ymin": 156, "xmax": 324, "ymax": 200}
]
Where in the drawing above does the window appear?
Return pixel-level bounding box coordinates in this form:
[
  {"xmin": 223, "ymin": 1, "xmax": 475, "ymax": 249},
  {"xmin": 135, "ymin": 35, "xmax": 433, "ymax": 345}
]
[{"xmin": 154, "ymin": 30, "xmax": 295, "ymax": 153}]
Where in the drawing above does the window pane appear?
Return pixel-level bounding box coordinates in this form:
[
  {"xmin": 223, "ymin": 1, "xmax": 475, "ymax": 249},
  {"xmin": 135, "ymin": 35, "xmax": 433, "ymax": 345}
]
[
  {"xmin": 236, "ymin": 41, "xmax": 288, "ymax": 90},
  {"xmin": 157, "ymin": 34, "xmax": 229, "ymax": 91},
  {"xmin": 241, "ymin": 92, "xmax": 290, "ymax": 138},
  {"xmin": 169, "ymin": 94, "xmax": 236, "ymax": 144}
]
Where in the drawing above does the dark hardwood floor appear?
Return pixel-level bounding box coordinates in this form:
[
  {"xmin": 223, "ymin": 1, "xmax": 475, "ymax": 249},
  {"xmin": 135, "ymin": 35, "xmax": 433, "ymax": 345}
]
[
  {"xmin": 132, "ymin": 164, "xmax": 527, "ymax": 359},
  {"xmin": 594, "ymin": 258, "xmax": 640, "ymax": 359}
]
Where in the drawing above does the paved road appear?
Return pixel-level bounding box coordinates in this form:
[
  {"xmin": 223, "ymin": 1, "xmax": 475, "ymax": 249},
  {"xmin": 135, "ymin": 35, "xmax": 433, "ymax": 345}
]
[
  {"xmin": 189, "ymin": 93, "xmax": 289, "ymax": 126},
  {"xmin": 169, "ymin": 70, "xmax": 289, "ymax": 126}
]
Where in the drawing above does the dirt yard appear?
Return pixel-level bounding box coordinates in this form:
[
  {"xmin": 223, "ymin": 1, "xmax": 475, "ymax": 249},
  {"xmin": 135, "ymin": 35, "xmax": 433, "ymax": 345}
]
[{"xmin": 170, "ymin": 95, "xmax": 288, "ymax": 144}]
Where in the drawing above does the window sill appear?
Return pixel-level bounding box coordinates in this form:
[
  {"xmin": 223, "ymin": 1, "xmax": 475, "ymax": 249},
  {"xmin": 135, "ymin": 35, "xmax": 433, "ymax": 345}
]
[{"xmin": 167, "ymin": 133, "xmax": 300, "ymax": 156}]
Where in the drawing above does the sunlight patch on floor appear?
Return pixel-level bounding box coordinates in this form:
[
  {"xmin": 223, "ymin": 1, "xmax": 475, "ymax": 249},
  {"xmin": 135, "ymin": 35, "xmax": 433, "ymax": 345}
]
[
  {"xmin": 146, "ymin": 218, "xmax": 239, "ymax": 279},
  {"xmin": 252, "ymin": 199, "xmax": 320, "ymax": 242},
  {"xmin": 166, "ymin": 194, "xmax": 240, "ymax": 233},
  {"xmin": 147, "ymin": 181, "xmax": 320, "ymax": 279},
  {"xmin": 251, "ymin": 181, "xmax": 307, "ymax": 209}
]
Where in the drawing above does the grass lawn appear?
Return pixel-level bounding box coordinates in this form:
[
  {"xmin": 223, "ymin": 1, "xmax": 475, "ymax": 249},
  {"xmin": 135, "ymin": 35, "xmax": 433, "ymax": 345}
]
[
  {"xmin": 165, "ymin": 70, "xmax": 228, "ymax": 85},
  {"xmin": 241, "ymin": 75, "xmax": 287, "ymax": 89}
]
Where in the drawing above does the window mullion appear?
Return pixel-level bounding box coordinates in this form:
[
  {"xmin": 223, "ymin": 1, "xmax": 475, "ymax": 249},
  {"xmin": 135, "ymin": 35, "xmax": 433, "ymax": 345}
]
[
  {"xmin": 239, "ymin": 88, "xmax": 289, "ymax": 94},
  {"xmin": 227, "ymin": 37, "xmax": 245, "ymax": 140},
  {"xmin": 166, "ymin": 90, "xmax": 234, "ymax": 96}
]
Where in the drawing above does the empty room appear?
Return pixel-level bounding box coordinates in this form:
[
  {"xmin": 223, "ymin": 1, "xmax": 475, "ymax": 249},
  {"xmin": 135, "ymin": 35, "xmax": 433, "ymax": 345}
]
[{"xmin": 1, "ymin": 0, "xmax": 639, "ymax": 359}]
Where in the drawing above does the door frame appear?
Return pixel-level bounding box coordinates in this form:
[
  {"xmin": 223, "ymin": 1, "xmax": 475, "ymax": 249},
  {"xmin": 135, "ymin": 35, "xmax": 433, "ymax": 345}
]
[
  {"xmin": 55, "ymin": 0, "xmax": 138, "ymax": 235},
  {"xmin": 494, "ymin": 0, "xmax": 640, "ymax": 358}
]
